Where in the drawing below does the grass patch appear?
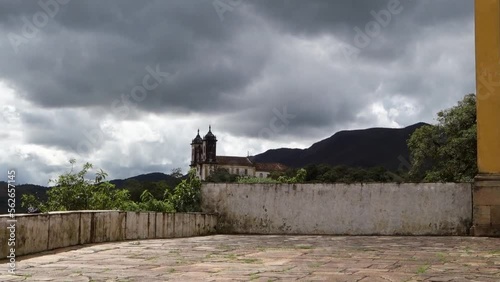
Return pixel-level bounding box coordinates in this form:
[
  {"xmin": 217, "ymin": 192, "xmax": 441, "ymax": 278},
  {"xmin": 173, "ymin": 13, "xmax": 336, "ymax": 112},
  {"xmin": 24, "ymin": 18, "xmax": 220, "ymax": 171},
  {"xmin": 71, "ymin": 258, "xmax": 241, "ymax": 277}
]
[
  {"xmin": 239, "ymin": 258, "xmax": 262, "ymax": 264},
  {"xmin": 257, "ymin": 245, "xmax": 314, "ymax": 251},
  {"xmin": 272, "ymin": 266, "xmax": 295, "ymax": 273},
  {"xmin": 248, "ymin": 271, "xmax": 261, "ymax": 280},
  {"xmin": 169, "ymin": 249, "xmax": 180, "ymax": 255},
  {"xmin": 309, "ymin": 262, "xmax": 322, "ymax": 268},
  {"xmin": 224, "ymin": 253, "xmax": 238, "ymax": 260},
  {"xmin": 145, "ymin": 256, "xmax": 159, "ymax": 261},
  {"xmin": 464, "ymin": 247, "xmax": 472, "ymax": 255},
  {"xmin": 218, "ymin": 244, "xmax": 236, "ymax": 251},
  {"xmin": 208, "ymin": 269, "xmax": 222, "ymax": 274},
  {"xmin": 416, "ymin": 264, "xmax": 430, "ymax": 274},
  {"xmin": 436, "ymin": 253, "xmax": 447, "ymax": 262},
  {"xmin": 295, "ymin": 244, "xmax": 314, "ymax": 250},
  {"xmin": 167, "ymin": 268, "xmax": 176, "ymax": 273}
]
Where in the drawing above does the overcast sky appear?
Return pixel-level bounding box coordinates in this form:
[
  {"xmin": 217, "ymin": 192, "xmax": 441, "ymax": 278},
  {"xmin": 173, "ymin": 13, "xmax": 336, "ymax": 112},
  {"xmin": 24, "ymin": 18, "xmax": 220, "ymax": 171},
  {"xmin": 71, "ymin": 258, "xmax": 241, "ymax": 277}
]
[{"xmin": 0, "ymin": 0, "xmax": 475, "ymax": 185}]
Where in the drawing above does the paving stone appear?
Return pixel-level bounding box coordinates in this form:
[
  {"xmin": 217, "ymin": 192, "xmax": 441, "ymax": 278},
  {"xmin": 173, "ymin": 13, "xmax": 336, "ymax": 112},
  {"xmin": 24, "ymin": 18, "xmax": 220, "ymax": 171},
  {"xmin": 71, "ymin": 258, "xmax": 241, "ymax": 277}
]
[{"xmin": 2, "ymin": 235, "xmax": 500, "ymax": 281}]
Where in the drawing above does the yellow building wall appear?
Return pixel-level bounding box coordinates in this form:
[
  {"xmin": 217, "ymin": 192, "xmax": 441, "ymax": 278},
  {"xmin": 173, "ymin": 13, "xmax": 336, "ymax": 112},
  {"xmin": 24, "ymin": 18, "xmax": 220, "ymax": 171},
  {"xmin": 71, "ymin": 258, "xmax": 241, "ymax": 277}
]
[{"xmin": 475, "ymin": 0, "xmax": 500, "ymax": 174}]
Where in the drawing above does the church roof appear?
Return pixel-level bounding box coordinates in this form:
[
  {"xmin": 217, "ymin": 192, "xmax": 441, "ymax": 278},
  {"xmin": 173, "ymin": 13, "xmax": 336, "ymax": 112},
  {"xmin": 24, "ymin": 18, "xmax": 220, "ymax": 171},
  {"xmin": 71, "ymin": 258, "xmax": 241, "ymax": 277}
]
[
  {"xmin": 192, "ymin": 129, "xmax": 203, "ymax": 144},
  {"xmin": 203, "ymin": 125, "xmax": 217, "ymax": 140},
  {"xmin": 254, "ymin": 162, "xmax": 288, "ymax": 172},
  {"xmin": 216, "ymin": 156, "xmax": 253, "ymax": 166}
]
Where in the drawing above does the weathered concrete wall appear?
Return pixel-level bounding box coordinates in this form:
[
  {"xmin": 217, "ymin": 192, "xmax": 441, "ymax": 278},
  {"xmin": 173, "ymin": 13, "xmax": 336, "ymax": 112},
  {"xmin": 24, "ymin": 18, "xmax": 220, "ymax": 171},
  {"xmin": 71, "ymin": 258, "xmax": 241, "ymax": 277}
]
[
  {"xmin": 472, "ymin": 175, "xmax": 500, "ymax": 236},
  {"xmin": 202, "ymin": 183, "xmax": 472, "ymax": 235},
  {"xmin": 0, "ymin": 211, "xmax": 217, "ymax": 258}
]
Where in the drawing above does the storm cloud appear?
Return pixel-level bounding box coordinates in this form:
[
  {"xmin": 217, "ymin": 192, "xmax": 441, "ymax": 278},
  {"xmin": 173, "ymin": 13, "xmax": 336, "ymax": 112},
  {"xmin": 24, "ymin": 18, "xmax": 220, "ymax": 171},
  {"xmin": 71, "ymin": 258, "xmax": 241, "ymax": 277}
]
[{"xmin": 0, "ymin": 0, "xmax": 475, "ymax": 184}]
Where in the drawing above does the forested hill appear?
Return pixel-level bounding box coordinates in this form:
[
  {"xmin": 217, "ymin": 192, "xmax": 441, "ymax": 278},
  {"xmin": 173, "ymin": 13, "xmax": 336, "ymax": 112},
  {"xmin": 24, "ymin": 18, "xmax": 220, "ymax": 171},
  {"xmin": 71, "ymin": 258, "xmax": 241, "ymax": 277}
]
[
  {"xmin": 0, "ymin": 172, "xmax": 183, "ymax": 214},
  {"xmin": 253, "ymin": 122, "xmax": 428, "ymax": 171},
  {"xmin": 109, "ymin": 172, "xmax": 182, "ymax": 189},
  {"xmin": 0, "ymin": 182, "xmax": 48, "ymax": 214}
]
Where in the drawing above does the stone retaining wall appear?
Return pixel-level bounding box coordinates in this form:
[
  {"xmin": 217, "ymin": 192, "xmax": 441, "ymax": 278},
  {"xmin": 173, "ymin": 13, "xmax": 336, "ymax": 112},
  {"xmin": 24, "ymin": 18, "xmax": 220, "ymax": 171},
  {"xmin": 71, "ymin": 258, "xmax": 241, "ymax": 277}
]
[
  {"xmin": 202, "ymin": 183, "xmax": 472, "ymax": 235},
  {"xmin": 0, "ymin": 211, "xmax": 217, "ymax": 257}
]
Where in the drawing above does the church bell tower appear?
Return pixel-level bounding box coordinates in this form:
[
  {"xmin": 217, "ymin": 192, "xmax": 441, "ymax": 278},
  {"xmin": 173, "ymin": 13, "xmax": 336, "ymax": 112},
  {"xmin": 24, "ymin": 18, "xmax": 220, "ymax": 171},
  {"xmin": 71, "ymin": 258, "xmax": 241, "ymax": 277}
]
[
  {"xmin": 202, "ymin": 125, "xmax": 217, "ymax": 164},
  {"xmin": 190, "ymin": 129, "xmax": 203, "ymax": 167}
]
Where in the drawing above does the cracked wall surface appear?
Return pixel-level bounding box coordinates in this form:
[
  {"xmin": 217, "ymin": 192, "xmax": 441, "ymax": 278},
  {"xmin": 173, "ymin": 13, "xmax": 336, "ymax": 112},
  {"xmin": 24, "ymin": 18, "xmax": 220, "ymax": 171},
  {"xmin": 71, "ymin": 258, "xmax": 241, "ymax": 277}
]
[{"xmin": 202, "ymin": 183, "xmax": 472, "ymax": 235}]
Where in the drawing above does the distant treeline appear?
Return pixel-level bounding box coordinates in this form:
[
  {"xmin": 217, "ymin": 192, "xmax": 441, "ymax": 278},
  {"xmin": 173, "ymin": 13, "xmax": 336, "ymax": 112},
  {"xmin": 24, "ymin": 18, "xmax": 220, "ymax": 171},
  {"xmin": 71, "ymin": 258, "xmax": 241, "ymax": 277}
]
[
  {"xmin": 302, "ymin": 164, "xmax": 405, "ymax": 183},
  {"xmin": 0, "ymin": 175, "xmax": 183, "ymax": 215},
  {"xmin": 205, "ymin": 164, "xmax": 407, "ymax": 184}
]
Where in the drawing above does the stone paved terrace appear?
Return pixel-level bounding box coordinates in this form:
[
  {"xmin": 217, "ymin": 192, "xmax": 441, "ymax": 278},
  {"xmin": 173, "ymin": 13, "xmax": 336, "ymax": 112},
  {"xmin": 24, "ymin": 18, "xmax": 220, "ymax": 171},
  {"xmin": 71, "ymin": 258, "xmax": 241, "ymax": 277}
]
[{"xmin": 1, "ymin": 235, "xmax": 500, "ymax": 281}]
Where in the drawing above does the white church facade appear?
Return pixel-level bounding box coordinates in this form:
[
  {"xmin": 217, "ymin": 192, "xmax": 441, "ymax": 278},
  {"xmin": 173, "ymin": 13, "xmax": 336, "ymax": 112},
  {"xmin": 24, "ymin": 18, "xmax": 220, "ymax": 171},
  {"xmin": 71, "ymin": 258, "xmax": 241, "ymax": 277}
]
[{"xmin": 190, "ymin": 127, "xmax": 287, "ymax": 180}]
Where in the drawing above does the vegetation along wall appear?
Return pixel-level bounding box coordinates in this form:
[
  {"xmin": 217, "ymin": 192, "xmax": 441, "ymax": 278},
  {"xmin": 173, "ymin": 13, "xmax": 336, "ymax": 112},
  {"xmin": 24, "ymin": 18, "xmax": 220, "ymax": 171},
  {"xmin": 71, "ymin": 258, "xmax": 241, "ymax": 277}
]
[{"xmin": 201, "ymin": 183, "xmax": 472, "ymax": 235}]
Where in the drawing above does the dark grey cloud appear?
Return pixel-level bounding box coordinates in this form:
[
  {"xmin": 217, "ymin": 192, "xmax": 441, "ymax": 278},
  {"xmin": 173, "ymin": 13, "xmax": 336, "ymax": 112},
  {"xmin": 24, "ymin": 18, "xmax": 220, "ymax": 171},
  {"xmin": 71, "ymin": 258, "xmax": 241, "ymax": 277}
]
[
  {"xmin": 21, "ymin": 110, "xmax": 108, "ymax": 153},
  {"xmin": 249, "ymin": 0, "xmax": 409, "ymax": 35},
  {"xmin": 248, "ymin": 0, "xmax": 472, "ymax": 40},
  {"xmin": 1, "ymin": 0, "xmax": 473, "ymax": 119},
  {"xmin": 0, "ymin": 0, "xmax": 475, "ymax": 184}
]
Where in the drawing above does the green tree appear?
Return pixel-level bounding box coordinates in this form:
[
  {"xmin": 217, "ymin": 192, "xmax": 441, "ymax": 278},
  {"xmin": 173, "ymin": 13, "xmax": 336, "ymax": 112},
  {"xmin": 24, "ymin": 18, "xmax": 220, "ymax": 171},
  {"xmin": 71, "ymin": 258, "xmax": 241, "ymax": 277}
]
[
  {"xmin": 168, "ymin": 169, "xmax": 202, "ymax": 212},
  {"xmin": 143, "ymin": 180, "xmax": 172, "ymax": 200},
  {"xmin": 21, "ymin": 160, "xmax": 206, "ymax": 213},
  {"xmin": 269, "ymin": 168, "xmax": 298, "ymax": 180},
  {"xmin": 122, "ymin": 179, "xmax": 144, "ymax": 202},
  {"xmin": 408, "ymin": 94, "xmax": 477, "ymax": 182},
  {"xmin": 22, "ymin": 159, "xmax": 133, "ymax": 212},
  {"xmin": 170, "ymin": 167, "xmax": 184, "ymax": 179},
  {"xmin": 366, "ymin": 166, "xmax": 394, "ymax": 182},
  {"xmin": 205, "ymin": 167, "xmax": 238, "ymax": 183},
  {"xmin": 302, "ymin": 163, "xmax": 402, "ymax": 183},
  {"xmin": 276, "ymin": 168, "xmax": 307, "ymax": 183},
  {"xmin": 138, "ymin": 190, "xmax": 175, "ymax": 212}
]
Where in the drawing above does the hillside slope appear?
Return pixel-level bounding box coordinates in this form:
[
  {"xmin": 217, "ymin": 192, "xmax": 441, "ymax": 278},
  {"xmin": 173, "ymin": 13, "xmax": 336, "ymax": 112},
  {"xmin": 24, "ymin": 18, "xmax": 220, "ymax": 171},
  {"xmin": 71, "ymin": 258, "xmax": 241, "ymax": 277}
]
[{"xmin": 253, "ymin": 122, "xmax": 428, "ymax": 170}]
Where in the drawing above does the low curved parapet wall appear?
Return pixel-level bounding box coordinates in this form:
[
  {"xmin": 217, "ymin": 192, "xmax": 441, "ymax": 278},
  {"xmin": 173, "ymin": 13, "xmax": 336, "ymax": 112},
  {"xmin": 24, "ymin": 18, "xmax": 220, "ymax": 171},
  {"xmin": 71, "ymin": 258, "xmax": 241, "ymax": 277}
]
[
  {"xmin": 0, "ymin": 211, "xmax": 217, "ymax": 258},
  {"xmin": 201, "ymin": 183, "xmax": 472, "ymax": 235}
]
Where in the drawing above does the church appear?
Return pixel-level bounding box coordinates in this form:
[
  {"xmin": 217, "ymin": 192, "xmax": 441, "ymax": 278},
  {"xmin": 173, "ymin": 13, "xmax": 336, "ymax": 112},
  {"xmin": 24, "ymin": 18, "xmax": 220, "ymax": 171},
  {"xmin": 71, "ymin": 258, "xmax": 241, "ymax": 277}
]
[{"xmin": 190, "ymin": 127, "xmax": 287, "ymax": 180}]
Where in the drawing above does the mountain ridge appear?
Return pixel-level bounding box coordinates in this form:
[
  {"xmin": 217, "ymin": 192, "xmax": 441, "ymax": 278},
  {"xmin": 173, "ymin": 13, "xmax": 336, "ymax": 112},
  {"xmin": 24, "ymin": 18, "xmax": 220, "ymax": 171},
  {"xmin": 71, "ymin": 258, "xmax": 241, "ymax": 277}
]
[{"xmin": 253, "ymin": 122, "xmax": 428, "ymax": 170}]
